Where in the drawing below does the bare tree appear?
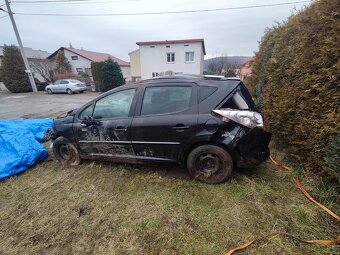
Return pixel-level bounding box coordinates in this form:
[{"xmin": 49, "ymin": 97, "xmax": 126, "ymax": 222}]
[
  {"xmin": 29, "ymin": 59, "xmax": 54, "ymax": 83},
  {"xmin": 206, "ymin": 53, "xmax": 228, "ymax": 75},
  {"xmin": 205, "ymin": 53, "xmax": 241, "ymax": 77}
]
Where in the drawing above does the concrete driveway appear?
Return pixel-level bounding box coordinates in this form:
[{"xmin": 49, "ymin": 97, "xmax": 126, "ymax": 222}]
[{"xmin": 0, "ymin": 92, "xmax": 98, "ymax": 119}]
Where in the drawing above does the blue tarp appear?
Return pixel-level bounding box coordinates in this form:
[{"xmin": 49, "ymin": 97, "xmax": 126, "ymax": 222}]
[{"xmin": 0, "ymin": 118, "xmax": 54, "ymax": 180}]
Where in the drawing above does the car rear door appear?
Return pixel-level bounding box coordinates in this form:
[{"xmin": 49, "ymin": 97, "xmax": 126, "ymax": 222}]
[
  {"xmin": 73, "ymin": 88, "xmax": 138, "ymax": 160},
  {"xmin": 130, "ymin": 83, "xmax": 198, "ymax": 162}
]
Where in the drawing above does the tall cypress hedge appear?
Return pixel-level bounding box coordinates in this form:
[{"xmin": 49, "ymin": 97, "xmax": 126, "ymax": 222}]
[{"xmin": 247, "ymin": 0, "xmax": 340, "ymax": 179}]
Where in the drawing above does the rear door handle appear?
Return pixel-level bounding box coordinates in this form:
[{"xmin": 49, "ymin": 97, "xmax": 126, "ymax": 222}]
[
  {"xmin": 115, "ymin": 126, "xmax": 128, "ymax": 132},
  {"xmin": 172, "ymin": 124, "xmax": 189, "ymax": 131}
]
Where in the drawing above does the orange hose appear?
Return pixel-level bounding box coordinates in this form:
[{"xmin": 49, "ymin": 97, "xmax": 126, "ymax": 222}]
[
  {"xmin": 296, "ymin": 177, "xmax": 340, "ymax": 221},
  {"xmin": 269, "ymin": 155, "xmax": 291, "ymax": 170},
  {"xmin": 224, "ymin": 233, "xmax": 340, "ymax": 255}
]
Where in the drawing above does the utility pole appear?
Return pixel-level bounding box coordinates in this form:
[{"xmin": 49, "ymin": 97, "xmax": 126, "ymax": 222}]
[{"xmin": 3, "ymin": 0, "xmax": 37, "ymax": 92}]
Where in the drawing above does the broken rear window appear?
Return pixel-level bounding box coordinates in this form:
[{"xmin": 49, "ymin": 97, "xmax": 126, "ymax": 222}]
[{"xmin": 221, "ymin": 91, "xmax": 250, "ymax": 110}]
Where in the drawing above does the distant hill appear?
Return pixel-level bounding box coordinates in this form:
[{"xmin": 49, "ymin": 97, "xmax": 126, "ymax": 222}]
[{"xmin": 204, "ymin": 56, "xmax": 251, "ymax": 70}]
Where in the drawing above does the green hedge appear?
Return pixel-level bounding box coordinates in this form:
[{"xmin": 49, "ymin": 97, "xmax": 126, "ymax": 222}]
[
  {"xmin": 247, "ymin": 0, "xmax": 340, "ymax": 179},
  {"xmin": 91, "ymin": 61, "xmax": 104, "ymax": 92},
  {"xmin": 91, "ymin": 59, "xmax": 124, "ymax": 92}
]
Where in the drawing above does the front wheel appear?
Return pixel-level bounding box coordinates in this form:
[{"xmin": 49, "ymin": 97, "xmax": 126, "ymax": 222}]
[
  {"xmin": 47, "ymin": 88, "xmax": 52, "ymax": 94},
  {"xmin": 187, "ymin": 145, "xmax": 233, "ymax": 184},
  {"xmin": 52, "ymin": 137, "xmax": 81, "ymax": 166},
  {"xmin": 66, "ymin": 88, "xmax": 73, "ymax": 95}
]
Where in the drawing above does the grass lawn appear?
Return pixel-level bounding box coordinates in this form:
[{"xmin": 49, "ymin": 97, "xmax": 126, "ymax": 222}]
[{"xmin": 0, "ymin": 147, "xmax": 339, "ymax": 255}]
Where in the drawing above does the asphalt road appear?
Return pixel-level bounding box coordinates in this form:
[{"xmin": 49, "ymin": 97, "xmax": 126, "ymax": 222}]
[{"xmin": 0, "ymin": 92, "xmax": 98, "ymax": 119}]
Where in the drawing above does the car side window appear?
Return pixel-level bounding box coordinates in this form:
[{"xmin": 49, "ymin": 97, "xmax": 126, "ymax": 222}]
[
  {"xmin": 141, "ymin": 86, "xmax": 192, "ymax": 116},
  {"xmin": 93, "ymin": 89, "xmax": 135, "ymax": 119},
  {"xmin": 54, "ymin": 80, "xmax": 61, "ymax": 85},
  {"xmin": 199, "ymin": 86, "xmax": 217, "ymax": 102},
  {"xmin": 60, "ymin": 80, "xmax": 69, "ymax": 84},
  {"xmin": 79, "ymin": 105, "xmax": 93, "ymax": 120}
]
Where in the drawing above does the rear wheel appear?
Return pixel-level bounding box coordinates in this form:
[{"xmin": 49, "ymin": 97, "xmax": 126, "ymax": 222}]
[
  {"xmin": 47, "ymin": 88, "xmax": 52, "ymax": 94},
  {"xmin": 66, "ymin": 88, "xmax": 73, "ymax": 95},
  {"xmin": 52, "ymin": 137, "xmax": 81, "ymax": 166},
  {"xmin": 187, "ymin": 145, "xmax": 233, "ymax": 184}
]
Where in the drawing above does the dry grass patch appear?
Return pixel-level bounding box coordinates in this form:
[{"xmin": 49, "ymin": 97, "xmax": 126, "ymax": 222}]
[{"xmin": 0, "ymin": 148, "xmax": 338, "ymax": 255}]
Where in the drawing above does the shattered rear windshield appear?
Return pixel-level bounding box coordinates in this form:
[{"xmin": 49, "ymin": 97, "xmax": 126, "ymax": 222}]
[{"xmin": 221, "ymin": 91, "xmax": 251, "ymax": 110}]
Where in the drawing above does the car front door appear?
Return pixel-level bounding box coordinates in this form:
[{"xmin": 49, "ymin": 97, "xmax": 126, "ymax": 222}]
[
  {"xmin": 53, "ymin": 80, "xmax": 61, "ymax": 92},
  {"xmin": 130, "ymin": 84, "xmax": 198, "ymax": 162},
  {"xmin": 73, "ymin": 88, "xmax": 137, "ymax": 160}
]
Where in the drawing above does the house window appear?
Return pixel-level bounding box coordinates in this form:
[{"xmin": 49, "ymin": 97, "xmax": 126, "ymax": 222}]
[
  {"xmin": 76, "ymin": 68, "xmax": 83, "ymax": 73},
  {"xmin": 167, "ymin": 53, "xmax": 175, "ymax": 63},
  {"xmin": 185, "ymin": 52, "xmax": 194, "ymax": 62},
  {"xmin": 71, "ymin": 56, "xmax": 78, "ymax": 60}
]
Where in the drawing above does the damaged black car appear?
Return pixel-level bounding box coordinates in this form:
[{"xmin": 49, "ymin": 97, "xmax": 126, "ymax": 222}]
[{"xmin": 51, "ymin": 75, "xmax": 271, "ymax": 184}]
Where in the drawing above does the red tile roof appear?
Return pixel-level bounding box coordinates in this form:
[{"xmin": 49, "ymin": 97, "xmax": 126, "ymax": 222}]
[
  {"xmin": 48, "ymin": 47, "xmax": 130, "ymax": 66},
  {"xmin": 136, "ymin": 39, "xmax": 206, "ymax": 55}
]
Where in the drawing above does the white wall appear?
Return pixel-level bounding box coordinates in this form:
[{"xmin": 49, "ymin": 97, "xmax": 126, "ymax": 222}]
[
  {"xmin": 121, "ymin": 66, "xmax": 131, "ymax": 82},
  {"xmin": 64, "ymin": 49, "xmax": 92, "ymax": 74},
  {"xmin": 139, "ymin": 42, "xmax": 204, "ymax": 80}
]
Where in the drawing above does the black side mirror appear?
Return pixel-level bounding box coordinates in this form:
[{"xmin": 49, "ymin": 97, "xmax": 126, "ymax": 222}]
[{"xmin": 81, "ymin": 116, "xmax": 99, "ymax": 126}]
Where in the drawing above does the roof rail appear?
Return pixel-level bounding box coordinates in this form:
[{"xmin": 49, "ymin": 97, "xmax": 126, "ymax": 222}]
[
  {"xmin": 203, "ymin": 75, "xmax": 225, "ymax": 80},
  {"xmin": 224, "ymin": 77, "xmax": 241, "ymax": 81},
  {"xmin": 203, "ymin": 75, "xmax": 241, "ymax": 81}
]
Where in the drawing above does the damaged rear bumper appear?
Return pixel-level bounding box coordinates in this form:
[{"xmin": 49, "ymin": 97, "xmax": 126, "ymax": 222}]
[{"xmin": 235, "ymin": 127, "xmax": 271, "ymax": 168}]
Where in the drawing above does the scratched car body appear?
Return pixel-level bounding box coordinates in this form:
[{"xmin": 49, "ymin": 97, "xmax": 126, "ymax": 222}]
[{"xmin": 51, "ymin": 75, "xmax": 271, "ymax": 183}]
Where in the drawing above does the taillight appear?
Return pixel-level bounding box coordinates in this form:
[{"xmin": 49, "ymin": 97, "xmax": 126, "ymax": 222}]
[{"xmin": 212, "ymin": 109, "xmax": 264, "ymax": 129}]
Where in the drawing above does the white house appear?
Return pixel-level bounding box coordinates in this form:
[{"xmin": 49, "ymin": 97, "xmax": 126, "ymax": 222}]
[
  {"xmin": 47, "ymin": 47, "xmax": 131, "ymax": 81},
  {"xmin": 129, "ymin": 39, "xmax": 206, "ymax": 81}
]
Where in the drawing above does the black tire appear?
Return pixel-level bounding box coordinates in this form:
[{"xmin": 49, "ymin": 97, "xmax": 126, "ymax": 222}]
[
  {"xmin": 187, "ymin": 145, "xmax": 233, "ymax": 184},
  {"xmin": 47, "ymin": 88, "xmax": 52, "ymax": 94},
  {"xmin": 66, "ymin": 88, "xmax": 73, "ymax": 95},
  {"xmin": 52, "ymin": 137, "xmax": 81, "ymax": 166}
]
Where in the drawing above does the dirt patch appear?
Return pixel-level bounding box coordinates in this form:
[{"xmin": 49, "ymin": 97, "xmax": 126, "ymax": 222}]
[
  {"xmin": 77, "ymin": 205, "xmax": 93, "ymax": 217},
  {"xmin": 160, "ymin": 165, "xmax": 191, "ymax": 180}
]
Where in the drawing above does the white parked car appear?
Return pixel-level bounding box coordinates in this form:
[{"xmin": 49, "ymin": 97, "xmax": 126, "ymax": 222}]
[{"xmin": 45, "ymin": 79, "xmax": 87, "ymax": 95}]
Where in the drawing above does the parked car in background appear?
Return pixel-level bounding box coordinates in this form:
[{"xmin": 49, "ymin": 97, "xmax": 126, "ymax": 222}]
[
  {"xmin": 45, "ymin": 79, "xmax": 86, "ymax": 94},
  {"xmin": 35, "ymin": 82, "xmax": 49, "ymax": 91},
  {"xmin": 51, "ymin": 75, "xmax": 271, "ymax": 184}
]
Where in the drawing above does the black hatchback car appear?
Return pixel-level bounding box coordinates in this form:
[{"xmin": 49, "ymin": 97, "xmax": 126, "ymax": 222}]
[{"xmin": 52, "ymin": 75, "xmax": 271, "ymax": 183}]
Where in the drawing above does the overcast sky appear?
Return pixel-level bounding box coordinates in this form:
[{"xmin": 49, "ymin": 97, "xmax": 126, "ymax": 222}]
[{"xmin": 0, "ymin": 0, "xmax": 311, "ymax": 61}]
